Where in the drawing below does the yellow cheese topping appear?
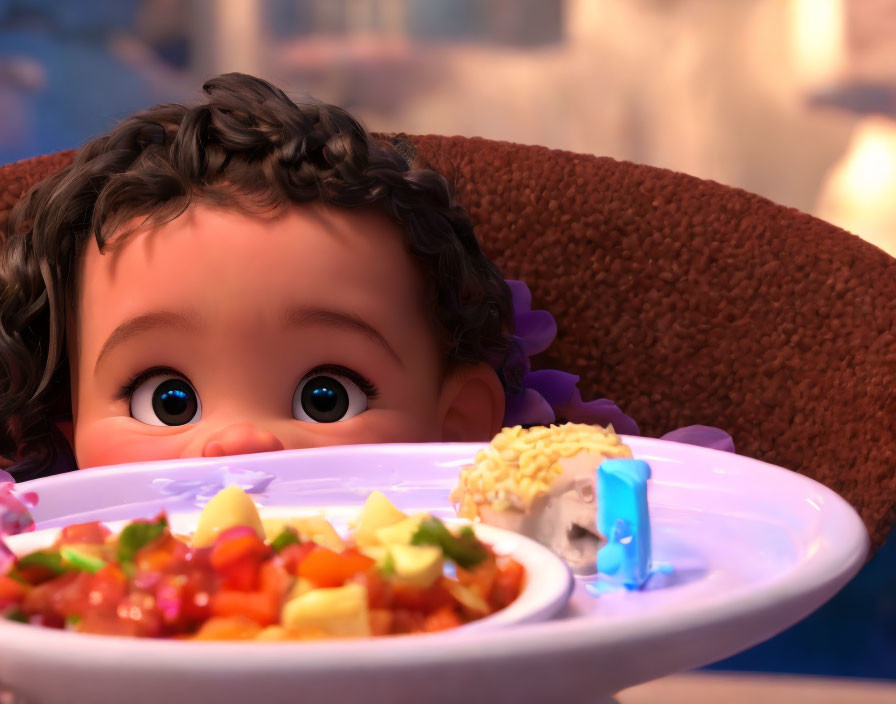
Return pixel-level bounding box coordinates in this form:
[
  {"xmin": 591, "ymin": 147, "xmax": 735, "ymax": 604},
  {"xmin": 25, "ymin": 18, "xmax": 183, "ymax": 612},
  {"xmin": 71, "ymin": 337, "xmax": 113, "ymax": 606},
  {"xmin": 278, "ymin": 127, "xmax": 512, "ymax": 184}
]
[{"xmin": 450, "ymin": 423, "xmax": 632, "ymax": 518}]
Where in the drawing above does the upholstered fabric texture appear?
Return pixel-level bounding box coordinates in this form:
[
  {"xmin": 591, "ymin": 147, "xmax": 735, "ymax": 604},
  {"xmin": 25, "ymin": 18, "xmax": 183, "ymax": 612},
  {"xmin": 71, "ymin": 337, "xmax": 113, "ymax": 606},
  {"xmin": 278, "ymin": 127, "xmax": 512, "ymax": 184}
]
[{"xmin": 2, "ymin": 139, "xmax": 894, "ymax": 550}]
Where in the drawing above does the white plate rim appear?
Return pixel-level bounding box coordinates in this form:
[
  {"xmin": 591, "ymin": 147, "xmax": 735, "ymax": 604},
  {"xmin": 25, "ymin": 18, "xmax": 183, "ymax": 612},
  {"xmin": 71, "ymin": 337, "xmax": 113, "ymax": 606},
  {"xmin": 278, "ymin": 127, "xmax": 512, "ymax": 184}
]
[{"xmin": 0, "ymin": 437, "xmax": 870, "ymax": 682}]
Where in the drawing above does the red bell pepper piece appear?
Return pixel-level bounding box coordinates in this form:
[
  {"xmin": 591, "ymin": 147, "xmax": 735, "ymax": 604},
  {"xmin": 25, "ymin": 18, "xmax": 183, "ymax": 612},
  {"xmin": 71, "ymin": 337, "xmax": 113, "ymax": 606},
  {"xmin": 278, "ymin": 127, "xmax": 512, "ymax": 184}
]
[
  {"xmin": 210, "ymin": 589, "xmax": 279, "ymax": 627},
  {"xmin": 489, "ymin": 557, "xmax": 525, "ymax": 610},
  {"xmin": 59, "ymin": 521, "xmax": 110, "ymax": 545},
  {"xmin": 210, "ymin": 533, "xmax": 269, "ymax": 572},
  {"xmin": 296, "ymin": 547, "xmax": 374, "ymax": 588},
  {"xmin": 0, "ymin": 574, "xmax": 28, "ymax": 607}
]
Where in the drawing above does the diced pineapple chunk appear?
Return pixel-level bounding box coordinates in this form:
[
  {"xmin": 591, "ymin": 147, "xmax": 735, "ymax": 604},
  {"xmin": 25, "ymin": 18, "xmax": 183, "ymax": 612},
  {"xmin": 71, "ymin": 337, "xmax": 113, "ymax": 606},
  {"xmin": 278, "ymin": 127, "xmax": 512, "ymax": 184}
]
[
  {"xmin": 388, "ymin": 544, "xmax": 443, "ymax": 589},
  {"xmin": 255, "ymin": 625, "xmax": 329, "ymax": 641},
  {"xmin": 353, "ymin": 491, "xmax": 407, "ymax": 547},
  {"xmin": 358, "ymin": 545, "xmax": 389, "ymax": 563},
  {"xmin": 287, "ymin": 577, "xmax": 315, "ymax": 601},
  {"xmin": 443, "ymin": 580, "xmax": 490, "ymax": 615},
  {"xmin": 192, "ymin": 486, "xmax": 265, "ymax": 548},
  {"xmin": 255, "ymin": 626, "xmax": 289, "ymax": 641},
  {"xmin": 262, "ymin": 516, "xmax": 345, "ymax": 552},
  {"xmin": 281, "ymin": 583, "xmax": 371, "ymax": 638},
  {"xmin": 374, "ymin": 513, "xmax": 427, "ymax": 546}
]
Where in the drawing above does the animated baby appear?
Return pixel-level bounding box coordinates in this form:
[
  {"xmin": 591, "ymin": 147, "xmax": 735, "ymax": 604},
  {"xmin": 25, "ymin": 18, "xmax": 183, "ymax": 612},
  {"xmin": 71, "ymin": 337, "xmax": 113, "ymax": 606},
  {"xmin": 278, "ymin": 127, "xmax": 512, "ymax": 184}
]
[{"xmin": 0, "ymin": 73, "xmax": 515, "ymax": 479}]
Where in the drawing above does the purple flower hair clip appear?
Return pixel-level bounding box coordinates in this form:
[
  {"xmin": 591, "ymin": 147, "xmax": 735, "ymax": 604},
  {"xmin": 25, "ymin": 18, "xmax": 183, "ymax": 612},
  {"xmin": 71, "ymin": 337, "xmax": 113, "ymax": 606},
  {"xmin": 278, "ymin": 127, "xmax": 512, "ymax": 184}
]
[
  {"xmin": 1, "ymin": 469, "xmax": 38, "ymax": 573},
  {"xmin": 500, "ymin": 280, "xmax": 734, "ymax": 453},
  {"xmin": 501, "ymin": 280, "xmax": 639, "ymax": 434}
]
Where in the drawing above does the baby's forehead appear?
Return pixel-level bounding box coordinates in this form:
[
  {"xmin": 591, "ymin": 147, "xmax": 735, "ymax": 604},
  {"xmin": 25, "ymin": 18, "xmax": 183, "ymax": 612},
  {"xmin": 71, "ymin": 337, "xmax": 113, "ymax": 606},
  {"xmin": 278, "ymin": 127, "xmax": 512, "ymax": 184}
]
[
  {"xmin": 84, "ymin": 200, "xmax": 420, "ymax": 278},
  {"xmin": 75, "ymin": 202, "xmax": 434, "ymax": 341},
  {"xmin": 68, "ymin": 200, "xmax": 450, "ymax": 405}
]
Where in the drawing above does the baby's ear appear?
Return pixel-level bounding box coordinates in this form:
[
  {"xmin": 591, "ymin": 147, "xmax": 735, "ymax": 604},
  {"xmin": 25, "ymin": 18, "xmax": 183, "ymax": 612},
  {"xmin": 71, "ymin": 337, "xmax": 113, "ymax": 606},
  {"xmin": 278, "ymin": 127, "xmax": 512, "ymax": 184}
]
[{"xmin": 438, "ymin": 363, "xmax": 505, "ymax": 442}]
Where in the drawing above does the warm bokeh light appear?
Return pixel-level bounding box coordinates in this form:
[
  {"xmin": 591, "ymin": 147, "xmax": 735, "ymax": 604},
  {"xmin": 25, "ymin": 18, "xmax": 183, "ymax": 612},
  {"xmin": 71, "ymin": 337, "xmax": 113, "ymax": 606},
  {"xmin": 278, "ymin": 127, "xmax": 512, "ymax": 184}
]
[
  {"xmin": 817, "ymin": 117, "xmax": 896, "ymax": 254},
  {"xmin": 193, "ymin": 0, "xmax": 266, "ymax": 78},
  {"xmin": 0, "ymin": 0, "xmax": 893, "ymax": 252},
  {"xmin": 788, "ymin": 0, "xmax": 846, "ymax": 88}
]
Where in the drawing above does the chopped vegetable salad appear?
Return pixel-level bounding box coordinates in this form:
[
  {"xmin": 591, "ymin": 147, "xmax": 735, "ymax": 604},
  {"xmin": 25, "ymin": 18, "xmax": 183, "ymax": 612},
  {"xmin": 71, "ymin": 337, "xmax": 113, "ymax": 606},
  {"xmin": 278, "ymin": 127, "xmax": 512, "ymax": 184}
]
[{"xmin": 0, "ymin": 489, "xmax": 525, "ymax": 640}]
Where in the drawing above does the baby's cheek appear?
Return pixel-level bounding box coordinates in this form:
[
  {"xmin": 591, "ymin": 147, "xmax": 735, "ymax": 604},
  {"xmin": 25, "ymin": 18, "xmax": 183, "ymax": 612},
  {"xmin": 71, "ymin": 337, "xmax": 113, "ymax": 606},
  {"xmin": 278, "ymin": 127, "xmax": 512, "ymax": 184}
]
[
  {"xmin": 275, "ymin": 410, "xmax": 438, "ymax": 450},
  {"xmin": 345, "ymin": 410, "xmax": 442, "ymax": 445},
  {"xmin": 74, "ymin": 420, "xmax": 192, "ymax": 469}
]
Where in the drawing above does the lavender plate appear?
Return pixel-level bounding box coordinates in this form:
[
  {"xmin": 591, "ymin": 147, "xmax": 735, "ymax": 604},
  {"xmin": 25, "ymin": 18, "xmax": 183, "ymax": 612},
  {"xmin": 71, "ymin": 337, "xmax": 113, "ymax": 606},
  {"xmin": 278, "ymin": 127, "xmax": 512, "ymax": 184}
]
[{"xmin": 0, "ymin": 439, "xmax": 869, "ymax": 704}]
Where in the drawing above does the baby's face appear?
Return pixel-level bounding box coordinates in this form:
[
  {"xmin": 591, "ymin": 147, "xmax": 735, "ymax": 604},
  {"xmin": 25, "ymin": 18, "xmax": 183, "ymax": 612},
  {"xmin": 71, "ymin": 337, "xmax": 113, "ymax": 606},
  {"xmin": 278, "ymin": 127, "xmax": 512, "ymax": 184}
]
[{"xmin": 70, "ymin": 203, "xmax": 494, "ymax": 469}]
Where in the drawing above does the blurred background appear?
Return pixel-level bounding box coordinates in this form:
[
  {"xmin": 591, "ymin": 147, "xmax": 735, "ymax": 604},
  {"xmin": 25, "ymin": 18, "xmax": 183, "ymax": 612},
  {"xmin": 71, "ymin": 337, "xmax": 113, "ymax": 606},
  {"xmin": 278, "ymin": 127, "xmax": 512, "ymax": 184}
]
[{"xmin": 1, "ymin": 0, "xmax": 895, "ymax": 681}]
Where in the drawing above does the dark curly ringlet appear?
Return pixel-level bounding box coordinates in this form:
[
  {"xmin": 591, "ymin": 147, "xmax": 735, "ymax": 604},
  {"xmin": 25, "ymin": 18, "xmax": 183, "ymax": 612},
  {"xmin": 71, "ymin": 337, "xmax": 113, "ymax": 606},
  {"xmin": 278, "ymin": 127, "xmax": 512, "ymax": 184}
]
[{"xmin": 0, "ymin": 73, "xmax": 514, "ymax": 480}]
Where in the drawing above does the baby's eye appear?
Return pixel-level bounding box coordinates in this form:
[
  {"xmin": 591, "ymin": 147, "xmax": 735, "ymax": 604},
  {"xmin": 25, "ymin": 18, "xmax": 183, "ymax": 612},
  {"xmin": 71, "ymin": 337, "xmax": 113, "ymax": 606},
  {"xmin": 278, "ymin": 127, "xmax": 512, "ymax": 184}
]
[
  {"xmin": 130, "ymin": 373, "xmax": 201, "ymax": 427},
  {"xmin": 293, "ymin": 369, "xmax": 370, "ymax": 423}
]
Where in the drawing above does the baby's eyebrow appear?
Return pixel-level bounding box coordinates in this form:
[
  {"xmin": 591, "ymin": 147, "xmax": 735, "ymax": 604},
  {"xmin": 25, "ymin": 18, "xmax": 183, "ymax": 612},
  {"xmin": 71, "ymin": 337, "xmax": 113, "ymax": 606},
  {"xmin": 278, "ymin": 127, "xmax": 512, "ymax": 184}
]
[
  {"xmin": 283, "ymin": 306, "xmax": 404, "ymax": 367},
  {"xmin": 94, "ymin": 308, "xmax": 203, "ymax": 373}
]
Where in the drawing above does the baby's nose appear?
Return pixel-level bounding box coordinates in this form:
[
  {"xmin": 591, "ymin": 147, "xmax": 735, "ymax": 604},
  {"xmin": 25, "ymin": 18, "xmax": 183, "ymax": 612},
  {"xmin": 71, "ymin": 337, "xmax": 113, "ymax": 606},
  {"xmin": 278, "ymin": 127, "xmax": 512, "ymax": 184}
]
[{"xmin": 201, "ymin": 422, "xmax": 284, "ymax": 458}]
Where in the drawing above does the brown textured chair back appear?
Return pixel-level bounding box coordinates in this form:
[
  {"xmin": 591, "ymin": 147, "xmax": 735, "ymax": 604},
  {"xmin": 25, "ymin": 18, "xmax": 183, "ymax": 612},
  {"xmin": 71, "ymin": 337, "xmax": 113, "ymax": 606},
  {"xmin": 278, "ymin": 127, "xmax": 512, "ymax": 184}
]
[{"xmin": 2, "ymin": 139, "xmax": 895, "ymax": 550}]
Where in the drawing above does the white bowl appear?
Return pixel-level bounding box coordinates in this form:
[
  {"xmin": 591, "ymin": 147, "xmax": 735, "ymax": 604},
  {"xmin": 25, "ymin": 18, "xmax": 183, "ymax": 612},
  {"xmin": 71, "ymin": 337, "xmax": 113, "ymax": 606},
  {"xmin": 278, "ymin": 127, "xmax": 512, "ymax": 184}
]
[{"xmin": 3, "ymin": 514, "xmax": 573, "ymax": 634}]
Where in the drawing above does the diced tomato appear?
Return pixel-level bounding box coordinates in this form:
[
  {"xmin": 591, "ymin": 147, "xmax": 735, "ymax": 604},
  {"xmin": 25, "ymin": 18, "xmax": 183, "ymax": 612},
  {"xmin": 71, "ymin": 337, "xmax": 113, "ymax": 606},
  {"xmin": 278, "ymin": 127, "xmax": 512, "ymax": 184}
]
[
  {"xmin": 35, "ymin": 612, "xmax": 66, "ymax": 629},
  {"xmin": 352, "ymin": 568, "xmax": 392, "ymax": 609},
  {"xmin": 97, "ymin": 591, "xmax": 163, "ymax": 638},
  {"xmin": 390, "ymin": 584, "xmax": 425, "ymax": 611},
  {"xmin": 258, "ymin": 561, "xmax": 290, "ymax": 601},
  {"xmin": 167, "ymin": 537, "xmax": 192, "ymax": 564},
  {"xmin": 90, "ymin": 565, "xmax": 129, "ymax": 605},
  {"xmin": 15, "ymin": 563, "xmax": 62, "ymax": 586},
  {"xmin": 59, "ymin": 521, "xmax": 110, "ymax": 545},
  {"xmin": 368, "ymin": 608, "xmax": 393, "ymax": 636},
  {"xmin": 135, "ymin": 533, "xmax": 188, "ymax": 574},
  {"xmin": 49, "ymin": 571, "xmax": 96, "ymax": 618},
  {"xmin": 21, "ymin": 572, "xmax": 76, "ymax": 616},
  {"xmin": 28, "ymin": 565, "xmax": 127, "ymax": 623},
  {"xmin": 341, "ymin": 547, "xmax": 376, "ymax": 565},
  {"xmin": 78, "ymin": 611, "xmax": 140, "ymax": 637},
  {"xmin": 391, "ymin": 580, "xmax": 453, "ymax": 613},
  {"xmin": 423, "ymin": 606, "xmax": 463, "ymax": 633},
  {"xmin": 0, "ymin": 574, "xmax": 28, "ymax": 607},
  {"xmin": 277, "ymin": 542, "xmax": 317, "ymax": 574},
  {"xmin": 217, "ymin": 556, "xmax": 260, "ymax": 591},
  {"xmin": 456, "ymin": 558, "xmax": 498, "ymax": 599},
  {"xmin": 178, "ymin": 570, "xmax": 216, "ymax": 626},
  {"xmin": 421, "ymin": 583, "xmax": 454, "ymax": 612},
  {"xmin": 183, "ymin": 545, "xmax": 213, "ymax": 570},
  {"xmin": 137, "ymin": 549, "xmax": 174, "ymax": 574},
  {"xmin": 210, "ymin": 589, "xmax": 279, "ymax": 627},
  {"xmin": 390, "ymin": 609, "xmax": 426, "ymax": 634},
  {"xmin": 152, "ymin": 568, "xmax": 217, "ymax": 631},
  {"xmin": 210, "ymin": 534, "xmax": 270, "ymax": 572},
  {"xmin": 489, "ymin": 558, "xmax": 525, "ymax": 610},
  {"xmin": 296, "ymin": 547, "xmax": 375, "ymax": 588}
]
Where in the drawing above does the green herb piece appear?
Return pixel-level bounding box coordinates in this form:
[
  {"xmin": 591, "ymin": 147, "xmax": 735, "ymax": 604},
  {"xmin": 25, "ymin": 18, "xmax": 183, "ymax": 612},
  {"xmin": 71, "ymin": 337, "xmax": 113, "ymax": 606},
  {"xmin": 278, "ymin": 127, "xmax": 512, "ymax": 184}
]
[
  {"xmin": 65, "ymin": 614, "xmax": 83, "ymax": 629},
  {"xmin": 116, "ymin": 515, "xmax": 168, "ymax": 565},
  {"xmin": 60, "ymin": 547, "xmax": 107, "ymax": 574},
  {"xmin": 3, "ymin": 569, "xmax": 29, "ymax": 585},
  {"xmin": 377, "ymin": 551, "xmax": 396, "ymax": 577},
  {"xmin": 270, "ymin": 527, "xmax": 300, "ymax": 553},
  {"xmin": 5, "ymin": 607, "xmax": 27, "ymax": 623},
  {"xmin": 16, "ymin": 550, "xmax": 67, "ymax": 575},
  {"xmin": 410, "ymin": 517, "xmax": 488, "ymax": 569}
]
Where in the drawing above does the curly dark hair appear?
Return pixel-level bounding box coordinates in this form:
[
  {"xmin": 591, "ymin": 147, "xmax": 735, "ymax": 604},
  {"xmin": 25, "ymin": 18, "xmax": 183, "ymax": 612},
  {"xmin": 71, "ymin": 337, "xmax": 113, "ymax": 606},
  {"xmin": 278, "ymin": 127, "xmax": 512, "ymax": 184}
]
[{"xmin": 0, "ymin": 72, "xmax": 514, "ymax": 480}]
